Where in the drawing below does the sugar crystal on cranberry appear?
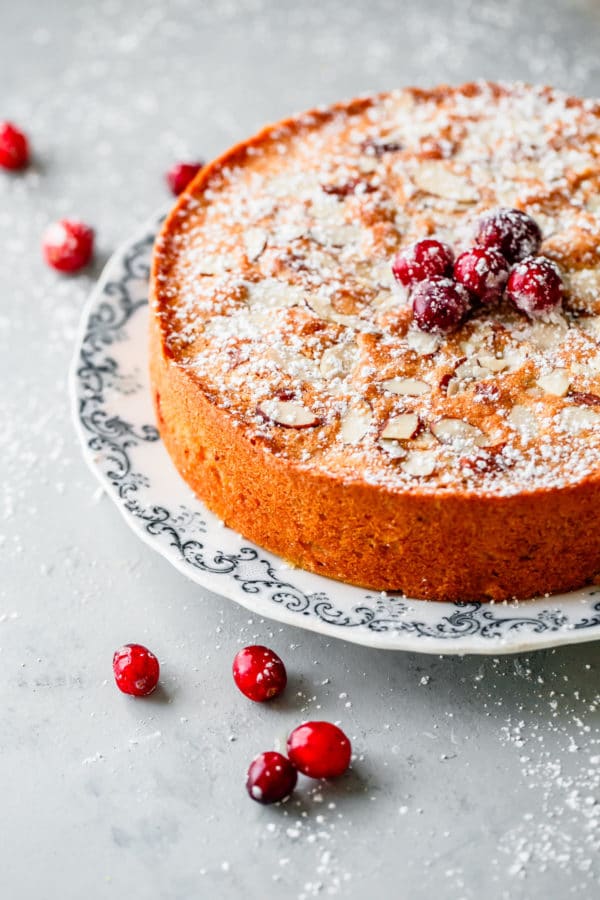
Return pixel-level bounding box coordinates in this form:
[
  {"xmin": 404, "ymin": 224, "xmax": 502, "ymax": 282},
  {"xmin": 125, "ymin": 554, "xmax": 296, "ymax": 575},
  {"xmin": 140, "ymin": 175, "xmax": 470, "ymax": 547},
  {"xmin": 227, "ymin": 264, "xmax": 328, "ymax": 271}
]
[
  {"xmin": 474, "ymin": 208, "xmax": 542, "ymax": 263},
  {"xmin": 392, "ymin": 239, "xmax": 454, "ymax": 287},
  {"xmin": 113, "ymin": 643, "xmax": 160, "ymax": 696},
  {"xmin": 232, "ymin": 645, "xmax": 287, "ymax": 702},
  {"xmin": 411, "ymin": 276, "xmax": 472, "ymax": 334},
  {"xmin": 506, "ymin": 256, "xmax": 564, "ymax": 317},
  {"xmin": 42, "ymin": 219, "xmax": 94, "ymax": 272},
  {"xmin": 246, "ymin": 751, "xmax": 298, "ymax": 804},
  {"xmin": 454, "ymin": 246, "xmax": 509, "ymax": 305}
]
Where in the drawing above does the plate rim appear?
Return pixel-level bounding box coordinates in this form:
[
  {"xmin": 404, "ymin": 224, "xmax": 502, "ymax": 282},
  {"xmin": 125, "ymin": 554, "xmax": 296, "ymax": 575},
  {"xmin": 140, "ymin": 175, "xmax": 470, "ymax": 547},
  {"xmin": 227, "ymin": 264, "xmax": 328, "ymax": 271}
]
[{"xmin": 69, "ymin": 213, "xmax": 600, "ymax": 656}]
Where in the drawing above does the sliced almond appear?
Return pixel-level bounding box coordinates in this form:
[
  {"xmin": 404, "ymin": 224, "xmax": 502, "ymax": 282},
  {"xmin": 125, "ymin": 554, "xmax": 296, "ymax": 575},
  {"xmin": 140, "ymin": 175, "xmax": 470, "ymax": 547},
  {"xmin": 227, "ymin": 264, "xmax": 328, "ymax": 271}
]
[
  {"xmin": 454, "ymin": 360, "xmax": 489, "ymax": 382},
  {"xmin": 257, "ymin": 398, "xmax": 319, "ymax": 428},
  {"xmin": 305, "ymin": 294, "xmax": 359, "ymax": 328},
  {"xmin": 431, "ymin": 417, "xmax": 488, "ymax": 447},
  {"xmin": 406, "ymin": 330, "xmax": 440, "ymax": 356},
  {"xmin": 381, "ymin": 413, "xmax": 419, "ymax": 441},
  {"xmin": 243, "ymin": 228, "xmax": 267, "ymax": 261},
  {"xmin": 339, "ymin": 406, "xmax": 372, "ymax": 445},
  {"xmin": 557, "ymin": 406, "xmax": 600, "ymax": 435},
  {"xmin": 195, "ymin": 255, "xmax": 231, "ymax": 276},
  {"xmin": 319, "ymin": 343, "xmax": 358, "ymax": 378},
  {"xmin": 508, "ymin": 404, "xmax": 539, "ymax": 438},
  {"xmin": 381, "ymin": 377, "xmax": 430, "ymax": 397},
  {"xmin": 477, "ymin": 355, "xmax": 509, "ymax": 373},
  {"xmin": 246, "ymin": 279, "xmax": 305, "ymax": 309},
  {"xmin": 310, "ymin": 195, "xmax": 349, "ymax": 226},
  {"xmin": 525, "ymin": 317, "xmax": 568, "ymax": 350},
  {"xmin": 412, "ymin": 163, "xmax": 478, "ymax": 203},
  {"xmin": 378, "ymin": 440, "xmax": 406, "ymax": 459},
  {"xmin": 310, "ymin": 224, "xmax": 362, "ymax": 248},
  {"xmin": 537, "ymin": 368, "xmax": 571, "ymax": 397},
  {"xmin": 402, "ymin": 450, "xmax": 437, "ymax": 477},
  {"xmin": 371, "ymin": 290, "xmax": 399, "ymax": 314}
]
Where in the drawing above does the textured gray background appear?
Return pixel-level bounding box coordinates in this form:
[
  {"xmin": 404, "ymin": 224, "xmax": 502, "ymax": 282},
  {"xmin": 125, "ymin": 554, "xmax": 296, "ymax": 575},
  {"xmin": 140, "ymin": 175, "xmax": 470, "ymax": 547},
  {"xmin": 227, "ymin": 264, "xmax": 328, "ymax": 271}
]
[{"xmin": 1, "ymin": 1, "xmax": 600, "ymax": 898}]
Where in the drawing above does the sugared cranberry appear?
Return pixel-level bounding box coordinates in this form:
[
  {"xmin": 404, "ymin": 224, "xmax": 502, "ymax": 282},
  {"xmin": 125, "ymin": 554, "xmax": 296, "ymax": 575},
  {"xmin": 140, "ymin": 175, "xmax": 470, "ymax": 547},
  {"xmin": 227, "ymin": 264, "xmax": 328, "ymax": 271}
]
[
  {"xmin": 113, "ymin": 643, "xmax": 160, "ymax": 696},
  {"xmin": 392, "ymin": 239, "xmax": 454, "ymax": 287},
  {"xmin": 506, "ymin": 256, "xmax": 564, "ymax": 317},
  {"xmin": 411, "ymin": 277, "xmax": 472, "ymax": 334},
  {"xmin": 474, "ymin": 208, "xmax": 542, "ymax": 263},
  {"xmin": 287, "ymin": 721, "xmax": 351, "ymax": 779},
  {"xmin": 166, "ymin": 161, "xmax": 204, "ymax": 195},
  {"xmin": 0, "ymin": 122, "xmax": 29, "ymax": 170},
  {"xmin": 232, "ymin": 645, "xmax": 287, "ymax": 702},
  {"xmin": 42, "ymin": 219, "xmax": 94, "ymax": 272},
  {"xmin": 454, "ymin": 246, "xmax": 510, "ymax": 305},
  {"xmin": 246, "ymin": 751, "xmax": 298, "ymax": 804}
]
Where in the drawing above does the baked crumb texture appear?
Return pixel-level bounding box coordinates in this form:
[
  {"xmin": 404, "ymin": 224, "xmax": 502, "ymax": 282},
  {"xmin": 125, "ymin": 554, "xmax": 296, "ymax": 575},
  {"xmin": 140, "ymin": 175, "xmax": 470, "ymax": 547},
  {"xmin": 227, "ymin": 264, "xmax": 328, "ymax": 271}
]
[{"xmin": 150, "ymin": 82, "xmax": 600, "ymax": 600}]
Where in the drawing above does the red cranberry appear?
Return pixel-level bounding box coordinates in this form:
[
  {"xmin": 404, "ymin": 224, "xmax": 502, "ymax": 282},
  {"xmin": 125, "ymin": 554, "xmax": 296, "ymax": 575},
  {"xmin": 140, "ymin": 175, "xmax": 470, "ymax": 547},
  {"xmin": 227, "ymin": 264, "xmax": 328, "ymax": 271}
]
[
  {"xmin": 113, "ymin": 643, "xmax": 160, "ymax": 696},
  {"xmin": 411, "ymin": 276, "xmax": 472, "ymax": 334},
  {"xmin": 454, "ymin": 247, "xmax": 510, "ymax": 305},
  {"xmin": 42, "ymin": 219, "xmax": 94, "ymax": 272},
  {"xmin": 232, "ymin": 645, "xmax": 287, "ymax": 702},
  {"xmin": 0, "ymin": 122, "xmax": 29, "ymax": 170},
  {"xmin": 246, "ymin": 751, "xmax": 298, "ymax": 804},
  {"xmin": 392, "ymin": 239, "xmax": 454, "ymax": 287},
  {"xmin": 474, "ymin": 208, "xmax": 542, "ymax": 263},
  {"xmin": 166, "ymin": 161, "xmax": 204, "ymax": 195},
  {"xmin": 506, "ymin": 256, "xmax": 564, "ymax": 317},
  {"xmin": 287, "ymin": 721, "xmax": 351, "ymax": 779}
]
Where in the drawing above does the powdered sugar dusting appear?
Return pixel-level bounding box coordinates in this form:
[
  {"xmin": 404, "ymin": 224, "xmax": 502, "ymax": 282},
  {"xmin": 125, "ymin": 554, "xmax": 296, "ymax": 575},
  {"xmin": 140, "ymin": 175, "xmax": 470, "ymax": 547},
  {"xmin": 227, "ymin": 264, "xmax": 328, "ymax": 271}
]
[{"xmin": 155, "ymin": 82, "xmax": 600, "ymax": 497}]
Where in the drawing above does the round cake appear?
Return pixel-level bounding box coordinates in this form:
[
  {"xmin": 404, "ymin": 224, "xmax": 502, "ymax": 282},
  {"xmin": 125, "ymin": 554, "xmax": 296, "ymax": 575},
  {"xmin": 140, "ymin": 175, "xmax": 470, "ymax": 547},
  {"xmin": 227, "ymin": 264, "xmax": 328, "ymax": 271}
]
[{"xmin": 150, "ymin": 81, "xmax": 600, "ymax": 601}]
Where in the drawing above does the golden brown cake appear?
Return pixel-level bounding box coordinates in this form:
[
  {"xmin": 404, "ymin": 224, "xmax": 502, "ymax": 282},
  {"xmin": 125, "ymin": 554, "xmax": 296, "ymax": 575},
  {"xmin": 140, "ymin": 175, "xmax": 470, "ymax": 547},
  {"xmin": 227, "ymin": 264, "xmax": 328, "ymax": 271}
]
[{"xmin": 150, "ymin": 81, "xmax": 600, "ymax": 601}]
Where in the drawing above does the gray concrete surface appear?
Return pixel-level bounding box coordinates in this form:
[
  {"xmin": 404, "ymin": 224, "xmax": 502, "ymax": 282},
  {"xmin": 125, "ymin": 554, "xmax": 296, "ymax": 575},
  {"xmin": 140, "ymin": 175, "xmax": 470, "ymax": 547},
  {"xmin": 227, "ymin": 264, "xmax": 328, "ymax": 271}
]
[{"xmin": 1, "ymin": 1, "xmax": 600, "ymax": 897}]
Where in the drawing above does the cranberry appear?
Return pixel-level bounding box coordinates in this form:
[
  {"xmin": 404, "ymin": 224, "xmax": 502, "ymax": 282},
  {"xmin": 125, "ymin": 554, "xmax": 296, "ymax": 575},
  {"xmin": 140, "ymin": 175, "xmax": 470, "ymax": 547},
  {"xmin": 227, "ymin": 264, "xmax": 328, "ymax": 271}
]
[
  {"xmin": 474, "ymin": 208, "xmax": 542, "ymax": 263},
  {"xmin": 411, "ymin": 277, "xmax": 472, "ymax": 334},
  {"xmin": 166, "ymin": 161, "xmax": 204, "ymax": 195},
  {"xmin": 42, "ymin": 219, "xmax": 94, "ymax": 272},
  {"xmin": 232, "ymin": 645, "xmax": 287, "ymax": 702},
  {"xmin": 246, "ymin": 751, "xmax": 298, "ymax": 804},
  {"xmin": 454, "ymin": 246, "xmax": 509, "ymax": 305},
  {"xmin": 0, "ymin": 122, "xmax": 29, "ymax": 170},
  {"xmin": 287, "ymin": 721, "xmax": 351, "ymax": 779},
  {"xmin": 506, "ymin": 256, "xmax": 564, "ymax": 317},
  {"xmin": 392, "ymin": 239, "xmax": 454, "ymax": 287},
  {"xmin": 113, "ymin": 643, "xmax": 160, "ymax": 696}
]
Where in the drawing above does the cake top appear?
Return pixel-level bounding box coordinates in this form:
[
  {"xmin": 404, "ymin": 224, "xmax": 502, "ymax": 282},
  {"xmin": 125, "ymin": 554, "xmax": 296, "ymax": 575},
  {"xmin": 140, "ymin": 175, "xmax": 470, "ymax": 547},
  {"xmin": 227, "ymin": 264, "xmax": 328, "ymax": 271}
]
[{"xmin": 152, "ymin": 82, "xmax": 600, "ymax": 497}]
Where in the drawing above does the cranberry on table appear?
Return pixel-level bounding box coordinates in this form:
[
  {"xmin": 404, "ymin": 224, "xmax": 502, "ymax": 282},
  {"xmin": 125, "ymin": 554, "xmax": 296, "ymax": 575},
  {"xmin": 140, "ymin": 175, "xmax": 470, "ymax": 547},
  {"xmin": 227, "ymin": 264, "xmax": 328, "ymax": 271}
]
[
  {"xmin": 392, "ymin": 239, "xmax": 454, "ymax": 287},
  {"xmin": 474, "ymin": 207, "xmax": 542, "ymax": 263},
  {"xmin": 411, "ymin": 276, "xmax": 471, "ymax": 334},
  {"xmin": 454, "ymin": 246, "xmax": 510, "ymax": 305},
  {"xmin": 506, "ymin": 256, "xmax": 564, "ymax": 317},
  {"xmin": 113, "ymin": 643, "xmax": 160, "ymax": 696},
  {"xmin": 42, "ymin": 219, "xmax": 94, "ymax": 272},
  {"xmin": 246, "ymin": 751, "xmax": 298, "ymax": 804},
  {"xmin": 287, "ymin": 721, "xmax": 352, "ymax": 779},
  {"xmin": 232, "ymin": 645, "xmax": 287, "ymax": 702},
  {"xmin": 0, "ymin": 122, "xmax": 29, "ymax": 170},
  {"xmin": 166, "ymin": 161, "xmax": 204, "ymax": 195}
]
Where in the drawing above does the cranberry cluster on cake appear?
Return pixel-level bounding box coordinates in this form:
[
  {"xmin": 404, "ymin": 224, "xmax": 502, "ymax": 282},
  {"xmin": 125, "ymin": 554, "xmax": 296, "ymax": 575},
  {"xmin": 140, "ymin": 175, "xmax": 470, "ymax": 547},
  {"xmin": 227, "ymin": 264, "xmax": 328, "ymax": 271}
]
[
  {"xmin": 393, "ymin": 207, "xmax": 563, "ymax": 334},
  {"xmin": 150, "ymin": 82, "xmax": 600, "ymax": 601}
]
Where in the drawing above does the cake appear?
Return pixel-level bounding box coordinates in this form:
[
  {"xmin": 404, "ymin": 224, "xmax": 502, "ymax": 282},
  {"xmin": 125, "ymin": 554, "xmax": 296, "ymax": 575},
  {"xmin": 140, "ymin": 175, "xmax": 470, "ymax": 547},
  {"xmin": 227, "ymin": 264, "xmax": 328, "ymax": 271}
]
[{"xmin": 149, "ymin": 81, "xmax": 600, "ymax": 601}]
